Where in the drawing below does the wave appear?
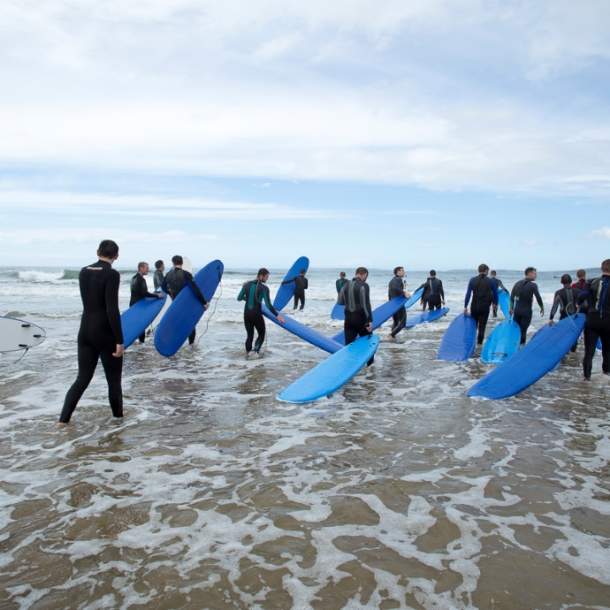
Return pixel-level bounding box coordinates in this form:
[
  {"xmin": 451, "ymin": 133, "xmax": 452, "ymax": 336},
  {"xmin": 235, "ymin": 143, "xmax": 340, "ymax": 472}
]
[{"xmin": 17, "ymin": 270, "xmax": 64, "ymax": 283}]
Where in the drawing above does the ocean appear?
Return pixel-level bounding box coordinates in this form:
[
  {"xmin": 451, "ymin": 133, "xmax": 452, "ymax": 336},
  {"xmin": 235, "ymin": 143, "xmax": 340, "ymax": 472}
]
[{"xmin": 1, "ymin": 265, "xmax": 609, "ymax": 609}]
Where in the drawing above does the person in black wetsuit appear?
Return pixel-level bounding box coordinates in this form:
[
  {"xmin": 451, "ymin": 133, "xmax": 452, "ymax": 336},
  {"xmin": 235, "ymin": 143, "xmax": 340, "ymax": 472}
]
[
  {"xmin": 388, "ymin": 266, "xmax": 411, "ymax": 339},
  {"xmin": 336, "ymin": 272, "xmax": 347, "ymax": 295},
  {"xmin": 293, "ymin": 270, "xmax": 308, "ymax": 311},
  {"xmin": 238, "ymin": 268, "xmax": 285, "ymax": 355},
  {"xmin": 338, "ymin": 267, "xmax": 374, "ymax": 364},
  {"xmin": 464, "ymin": 264, "xmax": 498, "ymax": 346},
  {"xmin": 419, "ymin": 270, "xmax": 445, "ymax": 311},
  {"xmin": 580, "ymin": 259, "xmax": 610, "ymax": 380},
  {"xmin": 130, "ymin": 262, "xmax": 163, "ymax": 343},
  {"xmin": 549, "ymin": 273, "xmax": 580, "ymax": 352},
  {"xmin": 510, "ymin": 267, "xmax": 544, "ymax": 345},
  {"xmin": 59, "ymin": 240, "xmax": 125, "ymax": 425},
  {"xmin": 489, "ymin": 270, "xmax": 505, "ymax": 318},
  {"xmin": 153, "ymin": 260, "xmax": 165, "ymax": 291},
  {"xmin": 162, "ymin": 255, "xmax": 208, "ymax": 345}
]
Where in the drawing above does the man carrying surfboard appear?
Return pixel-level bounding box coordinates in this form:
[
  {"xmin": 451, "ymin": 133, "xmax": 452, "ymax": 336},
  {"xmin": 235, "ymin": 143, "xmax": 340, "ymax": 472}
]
[
  {"xmin": 388, "ymin": 267, "xmax": 411, "ymax": 339},
  {"xmin": 153, "ymin": 260, "xmax": 165, "ymax": 291},
  {"xmin": 549, "ymin": 274, "xmax": 580, "ymax": 352},
  {"xmin": 418, "ymin": 270, "xmax": 445, "ymax": 311},
  {"xmin": 464, "ymin": 264, "xmax": 498, "ymax": 346},
  {"xmin": 336, "ymin": 272, "xmax": 347, "ymax": 295},
  {"xmin": 59, "ymin": 240, "xmax": 124, "ymax": 425},
  {"xmin": 162, "ymin": 255, "xmax": 208, "ymax": 345},
  {"xmin": 130, "ymin": 262, "xmax": 164, "ymax": 344},
  {"xmin": 489, "ymin": 270, "xmax": 505, "ymax": 318},
  {"xmin": 238, "ymin": 268, "xmax": 285, "ymax": 356},
  {"xmin": 510, "ymin": 267, "xmax": 544, "ymax": 345},
  {"xmin": 293, "ymin": 270, "xmax": 308, "ymax": 311},
  {"xmin": 580, "ymin": 259, "xmax": 610, "ymax": 380}
]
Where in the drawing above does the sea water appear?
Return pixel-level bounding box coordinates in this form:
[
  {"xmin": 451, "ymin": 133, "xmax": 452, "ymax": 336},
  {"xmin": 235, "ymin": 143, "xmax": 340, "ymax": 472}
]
[{"xmin": 0, "ymin": 266, "xmax": 609, "ymax": 609}]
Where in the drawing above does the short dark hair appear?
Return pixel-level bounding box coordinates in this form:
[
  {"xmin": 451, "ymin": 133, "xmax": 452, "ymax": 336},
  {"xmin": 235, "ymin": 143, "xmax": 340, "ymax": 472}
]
[
  {"xmin": 172, "ymin": 255, "xmax": 183, "ymax": 266},
  {"xmin": 561, "ymin": 273, "xmax": 572, "ymax": 285},
  {"xmin": 355, "ymin": 267, "xmax": 368, "ymax": 276},
  {"xmin": 97, "ymin": 239, "xmax": 119, "ymax": 258},
  {"xmin": 155, "ymin": 259, "xmax": 164, "ymax": 270},
  {"xmin": 602, "ymin": 259, "xmax": 610, "ymax": 273},
  {"xmin": 576, "ymin": 268, "xmax": 586, "ymax": 279},
  {"xmin": 525, "ymin": 266, "xmax": 536, "ymax": 275},
  {"xmin": 339, "ymin": 272, "xmax": 346, "ymax": 278},
  {"xmin": 137, "ymin": 261, "xmax": 148, "ymax": 271},
  {"xmin": 429, "ymin": 270, "xmax": 436, "ymax": 277},
  {"xmin": 300, "ymin": 270, "xmax": 306, "ymax": 274},
  {"xmin": 490, "ymin": 270, "xmax": 497, "ymax": 276},
  {"xmin": 478, "ymin": 264, "xmax": 489, "ymax": 274},
  {"xmin": 393, "ymin": 266, "xmax": 404, "ymax": 276},
  {"xmin": 257, "ymin": 267, "xmax": 270, "ymax": 277}
]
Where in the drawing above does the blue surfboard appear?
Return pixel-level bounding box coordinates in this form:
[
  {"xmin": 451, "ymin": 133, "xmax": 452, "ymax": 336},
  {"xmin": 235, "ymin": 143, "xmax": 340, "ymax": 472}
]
[
  {"xmin": 437, "ymin": 314, "xmax": 477, "ymax": 361},
  {"xmin": 154, "ymin": 260, "xmax": 224, "ymax": 357},
  {"xmin": 406, "ymin": 307, "xmax": 449, "ymax": 329},
  {"xmin": 498, "ymin": 289, "xmax": 510, "ymax": 319},
  {"xmin": 468, "ymin": 314, "xmax": 586, "ymax": 399},
  {"xmin": 121, "ymin": 295, "xmax": 167, "ymax": 349},
  {"xmin": 278, "ymin": 334, "xmax": 380, "ymax": 404},
  {"xmin": 331, "ymin": 303, "xmax": 345, "ymax": 321},
  {"xmin": 480, "ymin": 319, "xmax": 521, "ymax": 365},
  {"xmin": 273, "ymin": 256, "xmax": 310, "ymax": 311},
  {"xmin": 332, "ymin": 287, "xmax": 424, "ymax": 345},
  {"xmin": 262, "ymin": 305, "xmax": 342, "ymax": 354}
]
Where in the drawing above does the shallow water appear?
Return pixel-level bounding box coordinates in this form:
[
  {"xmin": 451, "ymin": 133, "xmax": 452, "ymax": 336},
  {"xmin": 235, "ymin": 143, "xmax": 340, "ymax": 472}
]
[{"xmin": 1, "ymin": 267, "xmax": 609, "ymax": 609}]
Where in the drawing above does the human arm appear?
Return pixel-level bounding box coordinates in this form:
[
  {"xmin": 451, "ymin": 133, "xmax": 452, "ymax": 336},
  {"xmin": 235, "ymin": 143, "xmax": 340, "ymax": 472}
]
[
  {"xmin": 106, "ymin": 270, "xmax": 124, "ymax": 352},
  {"xmin": 185, "ymin": 272, "xmax": 208, "ymax": 307}
]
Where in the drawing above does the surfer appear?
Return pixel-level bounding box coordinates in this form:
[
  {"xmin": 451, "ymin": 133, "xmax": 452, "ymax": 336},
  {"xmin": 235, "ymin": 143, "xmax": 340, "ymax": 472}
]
[
  {"xmin": 130, "ymin": 262, "xmax": 163, "ymax": 343},
  {"xmin": 510, "ymin": 267, "xmax": 545, "ymax": 345},
  {"xmin": 580, "ymin": 259, "xmax": 610, "ymax": 380},
  {"xmin": 338, "ymin": 267, "xmax": 374, "ymax": 363},
  {"xmin": 238, "ymin": 268, "xmax": 285, "ymax": 356},
  {"xmin": 336, "ymin": 272, "xmax": 347, "ymax": 295},
  {"xmin": 489, "ymin": 271, "xmax": 505, "ymax": 318},
  {"xmin": 59, "ymin": 240, "xmax": 124, "ymax": 425},
  {"xmin": 419, "ymin": 270, "xmax": 445, "ymax": 311},
  {"xmin": 464, "ymin": 264, "xmax": 498, "ymax": 346},
  {"xmin": 549, "ymin": 274, "xmax": 579, "ymax": 352},
  {"xmin": 153, "ymin": 260, "xmax": 165, "ymax": 291},
  {"xmin": 293, "ymin": 270, "xmax": 308, "ymax": 311},
  {"xmin": 162, "ymin": 255, "xmax": 209, "ymax": 345},
  {"xmin": 388, "ymin": 266, "xmax": 410, "ymax": 339}
]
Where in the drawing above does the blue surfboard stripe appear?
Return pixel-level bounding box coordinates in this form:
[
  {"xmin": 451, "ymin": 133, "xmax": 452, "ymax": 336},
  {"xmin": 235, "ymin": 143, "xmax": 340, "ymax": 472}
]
[
  {"xmin": 468, "ymin": 314, "xmax": 586, "ymax": 399},
  {"xmin": 437, "ymin": 314, "xmax": 477, "ymax": 361},
  {"xmin": 330, "ymin": 303, "xmax": 345, "ymax": 320},
  {"xmin": 154, "ymin": 260, "xmax": 224, "ymax": 357},
  {"xmin": 498, "ymin": 289, "xmax": 511, "ymax": 319},
  {"xmin": 121, "ymin": 295, "xmax": 167, "ymax": 349},
  {"xmin": 406, "ymin": 307, "xmax": 450, "ymax": 329},
  {"xmin": 278, "ymin": 334, "xmax": 380, "ymax": 404},
  {"xmin": 480, "ymin": 319, "xmax": 521, "ymax": 365},
  {"xmin": 272, "ymin": 256, "xmax": 310, "ymax": 311}
]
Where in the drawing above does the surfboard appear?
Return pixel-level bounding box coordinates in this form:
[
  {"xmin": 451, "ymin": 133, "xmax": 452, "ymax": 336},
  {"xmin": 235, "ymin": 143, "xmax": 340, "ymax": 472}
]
[
  {"xmin": 406, "ymin": 307, "xmax": 450, "ymax": 329},
  {"xmin": 263, "ymin": 305, "xmax": 342, "ymax": 354},
  {"xmin": 468, "ymin": 314, "xmax": 586, "ymax": 399},
  {"xmin": 332, "ymin": 287, "xmax": 424, "ymax": 345},
  {"xmin": 331, "ymin": 303, "xmax": 345, "ymax": 320},
  {"xmin": 0, "ymin": 316, "xmax": 46, "ymax": 353},
  {"xmin": 498, "ymin": 289, "xmax": 510, "ymax": 319},
  {"xmin": 278, "ymin": 334, "xmax": 380, "ymax": 404},
  {"xmin": 480, "ymin": 319, "xmax": 521, "ymax": 365},
  {"xmin": 121, "ymin": 295, "xmax": 167, "ymax": 349},
  {"xmin": 154, "ymin": 260, "xmax": 224, "ymax": 357},
  {"xmin": 272, "ymin": 256, "xmax": 310, "ymax": 311},
  {"xmin": 437, "ymin": 314, "xmax": 477, "ymax": 361}
]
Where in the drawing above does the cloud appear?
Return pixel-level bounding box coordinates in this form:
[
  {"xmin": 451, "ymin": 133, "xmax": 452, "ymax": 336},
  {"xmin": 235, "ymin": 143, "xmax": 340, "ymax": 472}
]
[{"xmin": 592, "ymin": 226, "xmax": 610, "ymax": 239}]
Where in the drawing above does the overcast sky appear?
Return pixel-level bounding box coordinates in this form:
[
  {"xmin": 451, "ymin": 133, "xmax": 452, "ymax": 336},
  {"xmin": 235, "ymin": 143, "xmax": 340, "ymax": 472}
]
[{"xmin": 1, "ymin": 0, "xmax": 609, "ymax": 269}]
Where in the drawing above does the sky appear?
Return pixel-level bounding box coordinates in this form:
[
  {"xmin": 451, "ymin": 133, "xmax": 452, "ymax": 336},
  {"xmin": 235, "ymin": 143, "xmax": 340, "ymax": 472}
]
[{"xmin": 0, "ymin": 0, "xmax": 609, "ymax": 270}]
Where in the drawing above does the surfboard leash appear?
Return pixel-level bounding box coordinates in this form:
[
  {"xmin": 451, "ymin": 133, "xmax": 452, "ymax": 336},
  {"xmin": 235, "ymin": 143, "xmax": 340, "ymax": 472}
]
[{"xmin": 196, "ymin": 281, "xmax": 223, "ymax": 343}]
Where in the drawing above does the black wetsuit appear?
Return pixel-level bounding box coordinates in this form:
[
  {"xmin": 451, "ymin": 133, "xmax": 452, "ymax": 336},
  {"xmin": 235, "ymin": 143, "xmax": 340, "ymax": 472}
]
[
  {"xmin": 336, "ymin": 278, "xmax": 347, "ymax": 295},
  {"xmin": 60, "ymin": 260, "xmax": 124, "ymax": 423},
  {"xmin": 238, "ymin": 280, "xmax": 279, "ymax": 353},
  {"xmin": 388, "ymin": 275, "xmax": 406, "ymax": 338},
  {"xmin": 339, "ymin": 278, "xmax": 374, "ymax": 364},
  {"xmin": 130, "ymin": 273, "xmax": 158, "ymax": 343},
  {"xmin": 510, "ymin": 279, "xmax": 544, "ymax": 345},
  {"xmin": 580, "ymin": 276, "xmax": 610, "ymax": 379},
  {"xmin": 550, "ymin": 285, "xmax": 580, "ymax": 352},
  {"xmin": 153, "ymin": 269, "xmax": 164, "ymax": 291},
  {"xmin": 162, "ymin": 268, "xmax": 207, "ymax": 345},
  {"xmin": 489, "ymin": 277, "xmax": 505, "ymax": 317},
  {"xmin": 293, "ymin": 275, "xmax": 308, "ymax": 310},
  {"xmin": 465, "ymin": 274, "xmax": 498, "ymax": 345},
  {"xmin": 420, "ymin": 277, "xmax": 444, "ymax": 311}
]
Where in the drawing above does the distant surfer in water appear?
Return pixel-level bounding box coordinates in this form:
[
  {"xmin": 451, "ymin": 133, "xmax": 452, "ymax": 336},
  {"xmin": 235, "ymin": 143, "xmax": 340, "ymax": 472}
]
[
  {"xmin": 580, "ymin": 259, "xmax": 610, "ymax": 380},
  {"xmin": 338, "ymin": 267, "xmax": 374, "ymax": 364},
  {"xmin": 238, "ymin": 268, "xmax": 285, "ymax": 356},
  {"xmin": 130, "ymin": 262, "xmax": 163, "ymax": 343},
  {"xmin": 162, "ymin": 255, "xmax": 208, "ymax": 345},
  {"xmin": 59, "ymin": 240, "xmax": 124, "ymax": 425},
  {"xmin": 510, "ymin": 267, "xmax": 544, "ymax": 345},
  {"xmin": 549, "ymin": 274, "xmax": 579, "ymax": 352},
  {"xmin": 419, "ymin": 270, "xmax": 445, "ymax": 311},
  {"xmin": 153, "ymin": 259, "xmax": 165, "ymax": 291},
  {"xmin": 293, "ymin": 270, "xmax": 308, "ymax": 311},
  {"xmin": 464, "ymin": 264, "xmax": 498, "ymax": 346},
  {"xmin": 388, "ymin": 266, "xmax": 411, "ymax": 339},
  {"xmin": 489, "ymin": 270, "xmax": 505, "ymax": 318}
]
